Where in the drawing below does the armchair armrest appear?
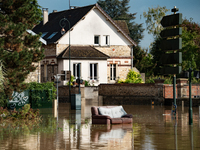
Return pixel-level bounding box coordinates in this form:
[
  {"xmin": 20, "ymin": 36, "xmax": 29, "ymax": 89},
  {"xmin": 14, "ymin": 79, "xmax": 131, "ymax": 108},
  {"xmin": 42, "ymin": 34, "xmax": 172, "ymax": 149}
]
[
  {"xmin": 92, "ymin": 115, "xmax": 111, "ymax": 119},
  {"xmin": 122, "ymin": 114, "xmax": 133, "ymax": 118}
]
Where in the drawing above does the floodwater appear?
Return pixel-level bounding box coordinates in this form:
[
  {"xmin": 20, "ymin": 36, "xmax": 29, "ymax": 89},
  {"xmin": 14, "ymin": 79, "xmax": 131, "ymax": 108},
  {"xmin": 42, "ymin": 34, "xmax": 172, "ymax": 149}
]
[{"xmin": 1, "ymin": 99, "xmax": 200, "ymax": 150}]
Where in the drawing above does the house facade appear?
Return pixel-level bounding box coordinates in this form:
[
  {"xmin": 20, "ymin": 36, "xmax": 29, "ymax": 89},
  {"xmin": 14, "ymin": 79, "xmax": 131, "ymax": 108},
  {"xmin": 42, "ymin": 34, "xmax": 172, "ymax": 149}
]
[{"xmin": 32, "ymin": 3, "xmax": 137, "ymax": 85}]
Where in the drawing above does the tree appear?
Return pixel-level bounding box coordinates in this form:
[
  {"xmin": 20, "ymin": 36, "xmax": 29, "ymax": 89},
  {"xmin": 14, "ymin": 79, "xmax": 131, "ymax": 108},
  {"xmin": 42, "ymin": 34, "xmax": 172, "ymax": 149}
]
[
  {"xmin": 182, "ymin": 19, "xmax": 200, "ymax": 70},
  {"xmin": 181, "ymin": 26, "xmax": 200, "ymax": 71},
  {"xmin": 98, "ymin": 0, "xmax": 144, "ymax": 44},
  {"xmin": 143, "ymin": 5, "xmax": 200, "ymax": 75},
  {"xmin": 133, "ymin": 46, "xmax": 155, "ymax": 77},
  {"xmin": 143, "ymin": 6, "xmax": 169, "ymax": 38},
  {"xmin": 0, "ymin": 0, "xmax": 44, "ymax": 99},
  {"xmin": 0, "ymin": 61, "xmax": 5, "ymax": 91}
]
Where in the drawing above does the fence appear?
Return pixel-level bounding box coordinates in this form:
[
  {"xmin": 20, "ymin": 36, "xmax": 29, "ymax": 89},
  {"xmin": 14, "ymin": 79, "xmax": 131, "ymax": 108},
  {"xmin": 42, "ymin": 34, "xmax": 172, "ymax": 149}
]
[{"xmin": 7, "ymin": 90, "xmax": 53, "ymax": 109}]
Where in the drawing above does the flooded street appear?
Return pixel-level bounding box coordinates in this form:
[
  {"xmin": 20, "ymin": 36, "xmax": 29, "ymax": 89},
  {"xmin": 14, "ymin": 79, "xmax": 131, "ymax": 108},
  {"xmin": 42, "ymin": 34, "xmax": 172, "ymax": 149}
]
[{"xmin": 1, "ymin": 99, "xmax": 200, "ymax": 150}]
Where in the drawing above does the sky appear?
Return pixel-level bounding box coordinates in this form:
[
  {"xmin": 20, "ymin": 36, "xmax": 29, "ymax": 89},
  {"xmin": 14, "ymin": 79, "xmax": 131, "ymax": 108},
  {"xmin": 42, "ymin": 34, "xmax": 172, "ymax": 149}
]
[{"xmin": 37, "ymin": 0, "xmax": 200, "ymax": 50}]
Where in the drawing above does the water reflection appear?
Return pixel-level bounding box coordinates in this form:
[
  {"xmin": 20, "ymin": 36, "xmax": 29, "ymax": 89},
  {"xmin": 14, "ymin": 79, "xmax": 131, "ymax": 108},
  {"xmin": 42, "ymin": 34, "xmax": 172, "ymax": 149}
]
[{"xmin": 0, "ymin": 100, "xmax": 200, "ymax": 150}]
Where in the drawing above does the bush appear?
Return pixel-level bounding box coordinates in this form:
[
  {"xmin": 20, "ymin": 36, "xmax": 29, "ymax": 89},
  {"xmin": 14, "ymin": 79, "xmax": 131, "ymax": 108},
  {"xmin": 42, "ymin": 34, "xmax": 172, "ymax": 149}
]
[
  {"xmin": 26, "ymin": 82, "xmax": 56, "ymax": 100},
  {"xmin": 146, "ymin": 76, "xmax": 173, "ymax": 84},
  {"xmin": 26, "ymin": 82, "xmax": 56, "ymax": 107},
  {"xmin": 117, "ymin": 69, "xmax": 144, "ymax": 83},
  {"xmin": 84, "ymin": 80, "xmax": 90, "ymax": 86},
  {"xmin": 0, "ymin": 104, "xmax": 40, "ymax": 120}
]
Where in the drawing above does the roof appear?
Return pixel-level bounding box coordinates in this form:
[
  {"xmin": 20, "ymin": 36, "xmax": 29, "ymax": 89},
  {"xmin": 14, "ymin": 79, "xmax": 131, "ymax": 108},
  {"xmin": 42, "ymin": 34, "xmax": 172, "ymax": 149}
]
[
  {"xmin": 57, "ymin": 46, "xmax": 110, "ymax": 60},
  {"xmin": 26, "ymin": 30, "xmax": 47, "ymax": 45},
  {"xmin": 32, "ymin": 3, "xmax": 137, "ymax": 46},
  {"xmin": 33, "ymin": 4, "xmax": 96, "ymax": 44},
  {"xmin": 114, "ymin": 20, "xmax": 130, "ymax": 36}
]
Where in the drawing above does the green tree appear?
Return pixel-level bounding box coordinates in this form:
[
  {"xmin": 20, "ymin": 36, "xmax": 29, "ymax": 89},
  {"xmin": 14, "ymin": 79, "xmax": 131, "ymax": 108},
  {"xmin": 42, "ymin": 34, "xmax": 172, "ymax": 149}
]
[
  {"xmin": 0, "ymin": 0, "xmax": 44, "ymax": 99},
  {"xmin": 182, "ymin": 19, "xmax": 200, "ymax": 70},
  {"xmin": 98, "ymin": 0, "xmax": 144, "ymax": 44},
  {"xmin": 181, "ymin": 27, "xmax": 199, "ymax": 71},
  {"xmin": 133, "ymin": 46, "xmax": 155, "ymax": 77},
  {"xmin": 143, "ymin": 6, "xmax": 169, "ymax": 38}
]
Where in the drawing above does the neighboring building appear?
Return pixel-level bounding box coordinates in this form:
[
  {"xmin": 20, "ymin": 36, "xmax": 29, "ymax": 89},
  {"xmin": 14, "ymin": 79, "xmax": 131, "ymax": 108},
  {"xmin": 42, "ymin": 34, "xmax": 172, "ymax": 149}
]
[{"xmin": 32, "ymin": 3, "xmax": 137, "ymax": 85}]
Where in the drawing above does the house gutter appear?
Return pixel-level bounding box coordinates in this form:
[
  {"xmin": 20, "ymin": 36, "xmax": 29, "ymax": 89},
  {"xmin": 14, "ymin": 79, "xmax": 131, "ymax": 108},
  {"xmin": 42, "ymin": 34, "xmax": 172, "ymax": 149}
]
[{"xmin": 131, "ymin": 46, "xmax": 133, "ymax": 69}]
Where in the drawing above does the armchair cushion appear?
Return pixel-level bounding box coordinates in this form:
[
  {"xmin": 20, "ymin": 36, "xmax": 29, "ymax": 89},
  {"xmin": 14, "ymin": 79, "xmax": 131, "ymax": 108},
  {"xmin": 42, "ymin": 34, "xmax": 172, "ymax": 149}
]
[
  {"xmin": 98, "ymin": 107, "xmax": 113, "ymax": 118},
  {"xmin": 111, "ymin": 106, "xmax": 127, "ymax": 118}
]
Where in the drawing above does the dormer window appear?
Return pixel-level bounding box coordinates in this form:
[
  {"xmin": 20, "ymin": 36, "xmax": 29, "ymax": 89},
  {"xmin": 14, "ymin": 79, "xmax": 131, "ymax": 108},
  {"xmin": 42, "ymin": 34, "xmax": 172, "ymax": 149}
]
[
  {"xmin": 41, "ymin": 32, "xmax": 48, "ymax": 38},
  {"xmin": 47, "ymin": 32, "xmax": 58, "ymax": 39},
  {"xmin": 94, "ymin": 35, "xmax": 100, "ymax": 45}
]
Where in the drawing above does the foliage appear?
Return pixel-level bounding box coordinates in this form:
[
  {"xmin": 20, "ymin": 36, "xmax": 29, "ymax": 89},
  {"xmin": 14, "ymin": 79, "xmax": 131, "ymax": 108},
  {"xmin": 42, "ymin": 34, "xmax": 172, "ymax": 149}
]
[
  {"xmin": 164, "ymin": 78, "xmax": 172, "ymax": 84},
  {"xmin": 133, "ymin": 46, "xmax": 155, "ymax": 77},
  {"xmin": 180, "ymin": 25, "xmax": 200, "ymax": 71},
  {"xmin": 117, "ymin": 69, "xmax": 144, "ymax": 83},
  {"xmin": 0, "ymin": 61, "xmax": 6, "ymax": 91},
  {"xmin": 191, "ymin": 78, "xmax": 200, "ymax": 84},
  {"xmin": 26, "ymin": 82, "xmax": 56, "ymax": 107},
  {"xmin": 149, "ymin": 37, "xmax": 164, "ymax": 75},
  {"xmin": 0, "ymin": 0, "xmax": 44, "ymax": 98},
  {"xmin": 145, "ymin": 76, "xmax": 172, "ymax": 84},
  {"xmin": 98, "ymin": 0, "xmax": 144, "ymax": 44},
  {"xmin": 0, "ymin": 104, "xmax": 40, "ymax": 121},
  {"xmin": 143, "ymin": 6, "xmax": 169, "ymax": 37},
  {"xmin": 144, "ymin": 5, "xmax": 200, "ymax": 76},
  {"xmin": 66, "ymin": 75, "xmax": 75, "ymax": 86},
  {"xmin": 84, "ymin": 80, "xmax": 91, "ymax": 86},
  {"xmin": 0, "ymin": 114, "xmax": 57, "ymax": 139}
]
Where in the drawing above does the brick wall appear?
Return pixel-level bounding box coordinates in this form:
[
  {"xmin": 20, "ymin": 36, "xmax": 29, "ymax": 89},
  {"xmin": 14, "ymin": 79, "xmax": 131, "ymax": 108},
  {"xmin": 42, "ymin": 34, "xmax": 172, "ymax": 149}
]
[
  {"xmin": 99, "ymin": 83, "xmax": 164, "ymax": 105},
  {"xmin": 98, "ymin": 79, "xmax": 200, "ymax": 106},
  {"xmin": 163, "ymin": 84, "xmax": 178, "ymax": 99}
]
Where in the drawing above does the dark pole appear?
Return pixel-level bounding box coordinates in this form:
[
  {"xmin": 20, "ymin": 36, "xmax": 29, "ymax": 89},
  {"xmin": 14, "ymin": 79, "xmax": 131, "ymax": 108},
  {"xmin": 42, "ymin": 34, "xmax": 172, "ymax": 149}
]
[
  {"xmin": 78, "ymin": 63, "xmax": 81, "ymax": 94},
  {"xmin": 171, "ymin": 6, "xmax": 179, "ymax": 108},
  {"xmin": 189, "ymin": 67, "xmax": 193, "ymax": 125},
  {"xmin": 59, "ymin": 17, "xmax": 71, "ymax": 103}
]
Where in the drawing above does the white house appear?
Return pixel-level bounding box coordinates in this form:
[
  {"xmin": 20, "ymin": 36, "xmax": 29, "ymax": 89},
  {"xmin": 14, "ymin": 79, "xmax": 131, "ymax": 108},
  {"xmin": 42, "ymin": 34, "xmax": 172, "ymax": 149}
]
[{"xmin": 32, "ymin": 3, "xmax": 137, "ymax": 85}]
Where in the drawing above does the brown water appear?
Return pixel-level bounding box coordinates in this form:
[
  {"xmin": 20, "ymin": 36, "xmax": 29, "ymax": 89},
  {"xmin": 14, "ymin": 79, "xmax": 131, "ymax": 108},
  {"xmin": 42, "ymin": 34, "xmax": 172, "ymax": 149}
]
[{"xmin": 1, "ymin": 100, "xmax": 200, "ymax": 150}]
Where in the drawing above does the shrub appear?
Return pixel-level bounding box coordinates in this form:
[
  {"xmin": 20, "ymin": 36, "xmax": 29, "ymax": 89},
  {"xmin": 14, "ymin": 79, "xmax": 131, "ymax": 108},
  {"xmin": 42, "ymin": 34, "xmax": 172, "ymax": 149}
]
[{"xmin": 117, "ymin": 69, "xmax": 144, "ymax": 83}]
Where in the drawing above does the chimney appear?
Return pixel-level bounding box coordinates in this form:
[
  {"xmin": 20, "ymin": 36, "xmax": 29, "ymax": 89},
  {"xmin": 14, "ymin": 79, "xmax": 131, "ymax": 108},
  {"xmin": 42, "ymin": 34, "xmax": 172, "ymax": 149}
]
[
  {"xmin": 53, "ymin": 10, "xmax": 57, "ymax": 13},
  {"xmin": 42, "ymin": 8, "xmax": 48, "ymax": 25}
]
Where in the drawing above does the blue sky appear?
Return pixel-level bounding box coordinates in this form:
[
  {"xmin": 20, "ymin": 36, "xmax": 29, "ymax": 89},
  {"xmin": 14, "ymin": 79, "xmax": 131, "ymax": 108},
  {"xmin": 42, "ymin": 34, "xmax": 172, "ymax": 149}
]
[{"xmin": 37, "ymin": 0, "xmax": 200, "ymax": 50}]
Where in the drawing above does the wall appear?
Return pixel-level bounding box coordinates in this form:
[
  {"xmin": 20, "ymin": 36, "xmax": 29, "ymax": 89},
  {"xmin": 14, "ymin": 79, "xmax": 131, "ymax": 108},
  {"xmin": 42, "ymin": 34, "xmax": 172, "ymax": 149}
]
[
  {"xmin": 98, "ymin": 79, "xmax": 200, "ymax": 106},
  {"xmin": 99, "ymin": 83, "xmax": 164, "ymax": 105},
  {"xmin": 58, "ymin": 9, "xmax": 132, "ymax": 46},
  {"xmin": 84, "ymin": 86, "xmax": 98, "ymax": 100},
  {"xmin": 25, "ymin": 62, "xmax": 40, "ymax": 83},
  {"xmin": 58, "ymin": 86, "xmax": 85, "ymax": 103},
  {"xmin": 60, "ymin": 59, "xmax": 108, "ymax": 86}
]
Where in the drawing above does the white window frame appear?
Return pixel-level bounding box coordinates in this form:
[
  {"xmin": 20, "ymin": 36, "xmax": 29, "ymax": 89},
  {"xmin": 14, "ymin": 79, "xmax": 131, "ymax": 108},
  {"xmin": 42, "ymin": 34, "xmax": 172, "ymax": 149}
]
[
  {"xmin": 103, "ymin": 35, "xmax": 110, "ymax": 46},
  {"xmin": 73, "ymin": 63, "xmax": 81, "ymax": 79},
  {"xmin": 94, "ymin": 35, "xmax": 100, "ymax": 45},
  {"xmin": 110, "ymin": 64, "xmax": 116, "ymax": 80},
  {"xmin": 90, "ymin": 63, "xmax": 98, "ymax": 80}
]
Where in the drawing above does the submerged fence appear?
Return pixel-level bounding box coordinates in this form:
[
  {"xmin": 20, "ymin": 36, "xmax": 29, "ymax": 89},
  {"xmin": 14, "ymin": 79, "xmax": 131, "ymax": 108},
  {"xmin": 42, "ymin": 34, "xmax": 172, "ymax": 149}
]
[{"xmin": 7, "ymin": 90, "xmax": 53, "ymax": 109}]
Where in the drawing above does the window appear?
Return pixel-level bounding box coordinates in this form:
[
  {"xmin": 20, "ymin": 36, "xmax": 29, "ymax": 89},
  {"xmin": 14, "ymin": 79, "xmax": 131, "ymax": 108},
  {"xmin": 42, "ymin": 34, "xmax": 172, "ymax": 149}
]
[
  {"xmin": 73, "ymin": 63, "xmax": 81, "ymax": 79},
  {"xmin": 47, "ymin": 32, "xmax": 58, "ymax": 39},
  {"xmin": 90, "ymin": 63, "xmax": 97, "ymax": 80},
  {"xmin": 103, "ymin": 35, "xmax": 109, "ymax": 45},
  {"xmin": 94, "ymin": 35, "xmax": 100, "ymax": 45},
  {"xmin": 110, "ymin": 64, "xmax": 116, "ymax": 80},
  {"xmin": 41, "ymin": 32, "xmax": 48, "ymax": 38}
]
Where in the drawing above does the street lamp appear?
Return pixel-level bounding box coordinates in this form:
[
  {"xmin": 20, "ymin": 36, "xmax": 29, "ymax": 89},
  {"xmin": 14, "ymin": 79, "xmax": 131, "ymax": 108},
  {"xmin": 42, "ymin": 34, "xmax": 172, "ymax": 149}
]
[{"xmin": 59, "ymin": 17, "xmax": 71, "ymax": 102}]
